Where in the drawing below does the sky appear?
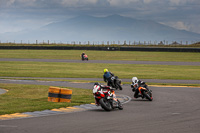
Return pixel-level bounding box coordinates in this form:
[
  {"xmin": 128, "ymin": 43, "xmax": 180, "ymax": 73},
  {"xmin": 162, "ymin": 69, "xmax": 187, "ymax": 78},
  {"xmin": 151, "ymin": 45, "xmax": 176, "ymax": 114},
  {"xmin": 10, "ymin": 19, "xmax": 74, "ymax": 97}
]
[{"xmin": 0, "ymin": 0, "xmax": 200, "ymax": 35}]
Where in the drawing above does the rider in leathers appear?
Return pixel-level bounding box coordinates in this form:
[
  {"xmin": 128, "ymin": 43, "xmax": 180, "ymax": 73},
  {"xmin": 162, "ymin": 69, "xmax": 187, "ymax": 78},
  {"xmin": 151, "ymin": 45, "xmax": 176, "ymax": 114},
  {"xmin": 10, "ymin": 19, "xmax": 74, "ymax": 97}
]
[
  {"xmin": 93, "ymin": 82, "xmax": 113, "ymax": 106},
  {"xmin": 103, "ymin": 69, "xmax": 115, "ymax": 87},
  {"xmin": 131, "ymin": 77, "xmax": 149, "ymax": 98},
  {"xmin": 80, "ymin": 52, "xmax": 85, "ymax": 60}
]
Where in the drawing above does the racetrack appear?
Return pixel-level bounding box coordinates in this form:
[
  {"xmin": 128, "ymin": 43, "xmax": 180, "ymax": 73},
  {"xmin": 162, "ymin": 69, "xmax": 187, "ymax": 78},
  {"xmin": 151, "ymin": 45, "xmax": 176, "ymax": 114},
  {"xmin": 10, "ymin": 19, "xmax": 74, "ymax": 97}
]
[
  {"xmin": 0, "ymin": 80, "xmax": 200, "ymax": 133},
  {"xmin": 0, "ymin": 58, "xmax": 200, "ymax": 133}
]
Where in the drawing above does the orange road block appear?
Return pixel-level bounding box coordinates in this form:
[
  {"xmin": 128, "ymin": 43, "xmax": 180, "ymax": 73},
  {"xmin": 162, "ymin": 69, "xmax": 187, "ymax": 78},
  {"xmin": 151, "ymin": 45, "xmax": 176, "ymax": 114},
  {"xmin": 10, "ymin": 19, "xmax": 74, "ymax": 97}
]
[
  {"xmin": 48, "ymin": 87, "xmax": 61, "ymax": 102},
  {"xmin": 48, "ymin": 87, "xmax": 72, "ymax": 102},
  {"xmin": 59, "ymin": 88, "xmax": 72, "ymax": 102}
]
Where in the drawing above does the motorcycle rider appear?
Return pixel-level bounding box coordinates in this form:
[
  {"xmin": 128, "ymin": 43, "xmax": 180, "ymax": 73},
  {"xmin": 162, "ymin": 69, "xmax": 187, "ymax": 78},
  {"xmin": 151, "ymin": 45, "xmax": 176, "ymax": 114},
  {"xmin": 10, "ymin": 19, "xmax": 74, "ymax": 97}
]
[
  {"xmin": 131, "ymin": 77, "xmax": 149, "ymax": 98},
  {"xmin": 103, "ymin": 69, "xmax": 115, "ymax": 87},
  {"xmin": 93, "ymin": 82, "xmax": 113, "ymax": 106},
  {"xmin": 80, "ymin": 52, "xmax": 85, "ymax": 60}
]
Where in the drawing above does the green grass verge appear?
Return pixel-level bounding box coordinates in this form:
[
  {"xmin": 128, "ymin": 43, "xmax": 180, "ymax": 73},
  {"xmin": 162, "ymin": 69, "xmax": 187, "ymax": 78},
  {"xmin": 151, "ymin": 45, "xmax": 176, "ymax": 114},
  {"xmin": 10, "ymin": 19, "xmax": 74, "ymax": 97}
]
[
  {"xmin": 0, "ymin": 61, "xmax": 199, "ymax": 80},
  {"xmin": 0, "ymin": 83, "xmax": 94, "ymax": 115},
  {"xmin": 0, "ymin": 50, "xmax": 200, "ymax": 62}
]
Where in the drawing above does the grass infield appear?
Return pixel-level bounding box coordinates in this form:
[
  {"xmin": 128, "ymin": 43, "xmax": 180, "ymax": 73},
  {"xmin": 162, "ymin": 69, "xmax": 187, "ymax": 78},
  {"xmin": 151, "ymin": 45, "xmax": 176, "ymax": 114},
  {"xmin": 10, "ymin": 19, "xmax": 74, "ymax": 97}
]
[
  {"xmin": 0, "ymin": 61, "xmax": 199, "ymax": 80},
  {"xmin": 0, "ymin": 83, "xmax": 94, "ymax": 115},
  {"xmin": 0, "ymin": 50, "xmax": 200, "ymax": 62}
]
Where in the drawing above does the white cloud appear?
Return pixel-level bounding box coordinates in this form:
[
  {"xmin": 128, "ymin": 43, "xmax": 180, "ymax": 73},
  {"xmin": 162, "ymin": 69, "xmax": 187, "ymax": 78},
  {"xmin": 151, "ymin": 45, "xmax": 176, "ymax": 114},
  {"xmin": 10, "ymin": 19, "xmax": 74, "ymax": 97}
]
[
  {"xmin": 143, "ymin": 0, "xmax": 153, "ymax": 4},
  {"xmin": 109, "ymin": 0, "xmax": 140, "ymax": 6},
  {"xmin": 169, "ymin": 0, "xmax": 197, "ymax": 6},
  {"xmin": 168, "ymin": 21, "xmax": 189, "ymax": 31},
  {"xmin": 0, "ymin": 0, "xmax": 15, "ymax": 7}
]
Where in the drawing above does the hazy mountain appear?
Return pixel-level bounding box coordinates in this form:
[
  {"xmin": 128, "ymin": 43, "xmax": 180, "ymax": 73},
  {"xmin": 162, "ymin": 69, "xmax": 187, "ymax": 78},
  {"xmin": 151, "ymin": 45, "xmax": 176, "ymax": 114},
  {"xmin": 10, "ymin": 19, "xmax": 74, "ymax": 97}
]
[{"xmin": 1, "ymin": 14, "xmax": 200, "ymax": 43}]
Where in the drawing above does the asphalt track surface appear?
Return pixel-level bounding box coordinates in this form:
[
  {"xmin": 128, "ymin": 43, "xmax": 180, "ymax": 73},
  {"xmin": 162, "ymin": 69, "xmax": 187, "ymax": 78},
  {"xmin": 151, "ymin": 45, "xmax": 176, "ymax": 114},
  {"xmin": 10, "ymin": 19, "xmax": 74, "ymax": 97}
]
[
  {"xmin": 1, "ymin": 58, "xmax": 200, "ymax": 66},
  {"xmin": 0, "ymin": 59, "xmax": 200, "ymax": 133}
]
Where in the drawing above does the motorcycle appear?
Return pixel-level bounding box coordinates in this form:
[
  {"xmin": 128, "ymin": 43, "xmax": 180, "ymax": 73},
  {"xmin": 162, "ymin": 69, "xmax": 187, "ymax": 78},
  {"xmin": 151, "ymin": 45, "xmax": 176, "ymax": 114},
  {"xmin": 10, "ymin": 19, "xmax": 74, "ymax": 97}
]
[
  {"xmin": 109, "ymin": 76, "xmax": 123, "ymax": 90},
  {"xmin": 82, "ymin": 54, "xmax": 88, "ymax": 61},
  {"xmin": 138, "ymin": 86, "xmax": 153, "ymax": 101},
  {"xmin": 93, "ymin": 85, "xmax": 123, "ymax": 111}
]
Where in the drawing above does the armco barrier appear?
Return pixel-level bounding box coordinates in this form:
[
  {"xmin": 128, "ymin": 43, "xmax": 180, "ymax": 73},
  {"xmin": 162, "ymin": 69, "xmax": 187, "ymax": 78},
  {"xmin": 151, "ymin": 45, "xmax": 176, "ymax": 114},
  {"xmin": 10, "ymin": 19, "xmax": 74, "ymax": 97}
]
[
  {"xmin": 0, "ymin": 46, "xmax": 199, "ymax": 52},
  {"xmin": 48, "ymin": 87, "xmax": 72, "ymax": 102},
  {"xmin": 120, "ymin": 47, "xmax": 200, "ymax": 52}
]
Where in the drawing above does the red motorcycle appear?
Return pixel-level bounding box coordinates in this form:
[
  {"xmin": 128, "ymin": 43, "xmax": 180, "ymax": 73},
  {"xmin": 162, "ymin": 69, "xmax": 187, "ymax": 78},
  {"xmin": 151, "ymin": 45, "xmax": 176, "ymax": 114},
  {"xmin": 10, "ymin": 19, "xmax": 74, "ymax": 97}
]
[
  {"xmin": 93, "ymin": 84, "xmax": 123, "ymax": 111},
  {"xmin": 82, "ymin": 54, "xmax": 88, "ymax": 61}
]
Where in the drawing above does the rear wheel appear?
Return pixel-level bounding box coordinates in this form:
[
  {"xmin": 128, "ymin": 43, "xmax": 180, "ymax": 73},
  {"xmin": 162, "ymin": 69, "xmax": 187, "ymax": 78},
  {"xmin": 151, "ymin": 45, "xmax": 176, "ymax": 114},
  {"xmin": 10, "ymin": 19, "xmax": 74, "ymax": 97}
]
[
  {"xmin": 143, "ymin": 91, "xmax": 153, "ymax": 101},
  {"xmin": 99, "ymin": 98, "xmax": 112, "ymax": 111},
  {"xmin": 116, "ymin": 83, "xmax": 123, "ymax": 90}
]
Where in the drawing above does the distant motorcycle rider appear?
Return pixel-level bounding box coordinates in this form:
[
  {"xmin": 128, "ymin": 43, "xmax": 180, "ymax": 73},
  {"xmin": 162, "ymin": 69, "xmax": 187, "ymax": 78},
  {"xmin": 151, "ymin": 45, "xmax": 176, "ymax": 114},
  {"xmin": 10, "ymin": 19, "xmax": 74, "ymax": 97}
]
[
  {"xmin": 103, "ymin": 69, "xmax": 115, "ymax": 87},
  {"xmin": 93, "ymin": 82, "xmax": 113, "ymax": 106},
  {"xmin": 131, "ymin": 77, "xmax": 149, "ymax": 98},
  {"xmin": 80, "ymin": 52, "xmax": 85, "ymax": 60}
]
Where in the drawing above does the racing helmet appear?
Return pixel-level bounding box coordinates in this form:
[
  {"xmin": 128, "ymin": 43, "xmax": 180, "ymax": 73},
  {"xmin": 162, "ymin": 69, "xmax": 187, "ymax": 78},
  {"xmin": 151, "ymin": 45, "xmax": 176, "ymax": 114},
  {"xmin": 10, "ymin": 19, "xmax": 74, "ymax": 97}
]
[
  {"xmin": 132, "ymin": 77, "xmax": 138, "ymax": 86},
  {"xmin": 94, "ymin": 82, "xmax": 100, "ymax": 86},
  {"xmin": 104, "ymin": 69, "xmax": 108, "ymax": 73},
  {"xmin": 93, "ymin": 82, "xmax": 101, "ymax": 93}
]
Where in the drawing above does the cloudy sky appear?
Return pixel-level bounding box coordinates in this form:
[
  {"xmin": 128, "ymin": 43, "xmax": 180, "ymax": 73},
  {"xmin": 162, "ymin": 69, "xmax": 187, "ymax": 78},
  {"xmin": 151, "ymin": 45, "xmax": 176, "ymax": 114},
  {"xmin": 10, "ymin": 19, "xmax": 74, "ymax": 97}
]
[{"xmin": 0, "ymin": 0, "xmax": 200, "ymax": 34}]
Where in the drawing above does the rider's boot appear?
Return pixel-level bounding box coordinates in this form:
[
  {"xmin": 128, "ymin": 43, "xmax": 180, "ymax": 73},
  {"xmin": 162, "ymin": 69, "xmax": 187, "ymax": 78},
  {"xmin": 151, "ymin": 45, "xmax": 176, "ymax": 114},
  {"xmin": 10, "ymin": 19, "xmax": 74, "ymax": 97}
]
[{"xmin": 95, "ymin": 99, "xmax": 100, "ymax": 106}]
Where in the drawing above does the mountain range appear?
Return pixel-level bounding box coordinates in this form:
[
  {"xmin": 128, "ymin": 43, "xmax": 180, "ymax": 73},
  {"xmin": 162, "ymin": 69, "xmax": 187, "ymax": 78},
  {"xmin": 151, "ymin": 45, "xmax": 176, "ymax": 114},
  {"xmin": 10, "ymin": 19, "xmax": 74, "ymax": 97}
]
[{"xmin": 1, "ymin": 14, "xmax": 200, "ymax": 43}]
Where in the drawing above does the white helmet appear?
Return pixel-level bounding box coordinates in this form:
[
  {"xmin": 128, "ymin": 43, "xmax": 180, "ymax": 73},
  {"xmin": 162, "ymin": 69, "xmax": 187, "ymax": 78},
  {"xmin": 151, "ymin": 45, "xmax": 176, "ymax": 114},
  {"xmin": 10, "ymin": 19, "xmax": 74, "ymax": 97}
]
[
  {"xmin": 132, "ymin": 77, "xmax": 138, "ymax": 86},
  {"xmin": 93, "ymin": 85, "xmax": 100, "ymax": 93}
]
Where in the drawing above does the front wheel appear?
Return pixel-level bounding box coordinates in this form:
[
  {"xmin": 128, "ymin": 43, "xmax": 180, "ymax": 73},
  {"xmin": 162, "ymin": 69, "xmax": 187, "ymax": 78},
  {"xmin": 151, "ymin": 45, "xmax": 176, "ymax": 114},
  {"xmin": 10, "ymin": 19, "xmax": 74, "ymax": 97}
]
[
  {"xmin": 117, "ymin": 100, "xmax": 123, "ymax": 110},
  {"xmin": 143, "ymin": 91, "xmax": 153, "ymax": 101},
  {"xmin": 99, "ymin": 98, "xmax": 112, "ymax": 111}
]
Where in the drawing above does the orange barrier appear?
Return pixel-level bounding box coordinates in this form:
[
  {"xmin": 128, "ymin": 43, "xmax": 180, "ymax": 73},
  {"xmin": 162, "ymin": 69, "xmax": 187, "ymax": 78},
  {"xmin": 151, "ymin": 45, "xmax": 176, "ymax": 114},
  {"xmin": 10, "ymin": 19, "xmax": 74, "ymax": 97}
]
[
  {"xmin": 48, "ymin": 87, "xmax": 60, "ymax": 102},
  {"xmin": 48, "ymin": 87, "xmax": 72, "ymax": 102},
  {"xmin": 60, "ymin": 88, "xmax": 72, "ymax": 102}
]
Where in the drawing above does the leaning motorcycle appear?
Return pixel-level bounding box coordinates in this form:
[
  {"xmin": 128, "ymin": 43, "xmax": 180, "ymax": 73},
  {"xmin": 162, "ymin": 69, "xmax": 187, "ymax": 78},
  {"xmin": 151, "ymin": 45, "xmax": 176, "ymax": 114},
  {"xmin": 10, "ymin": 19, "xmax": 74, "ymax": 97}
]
[
  {"xmin": 93, "ymin": 87, "xmax": 123, "ymax": 111},
  {"xmin": 138, "ymin": 86, "xmax": 153, "ymax": 101},
  {"xmin": 109, "ymin": 76, "xmax": 123, "ymax": 90}
]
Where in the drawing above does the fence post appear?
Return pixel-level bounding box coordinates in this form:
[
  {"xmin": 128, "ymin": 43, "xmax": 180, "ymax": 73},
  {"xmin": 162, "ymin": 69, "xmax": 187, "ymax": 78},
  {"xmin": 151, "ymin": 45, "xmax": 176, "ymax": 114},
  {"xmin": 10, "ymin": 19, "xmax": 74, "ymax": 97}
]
[
  {"xmin": 124, "ymin": 41, "xmax": 126, "ymax": 45},
  {"xmin": 118, "ymin": 41, "xmax": 120, "ymax": 45}
]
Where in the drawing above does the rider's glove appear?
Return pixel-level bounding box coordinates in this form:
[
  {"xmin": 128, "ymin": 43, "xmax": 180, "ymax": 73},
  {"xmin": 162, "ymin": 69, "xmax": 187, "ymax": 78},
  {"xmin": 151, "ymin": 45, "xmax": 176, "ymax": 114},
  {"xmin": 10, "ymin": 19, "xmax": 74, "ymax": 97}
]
[{"xmin": 132, "ymin": 88, "xmax": 135, "ymax": 92}]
